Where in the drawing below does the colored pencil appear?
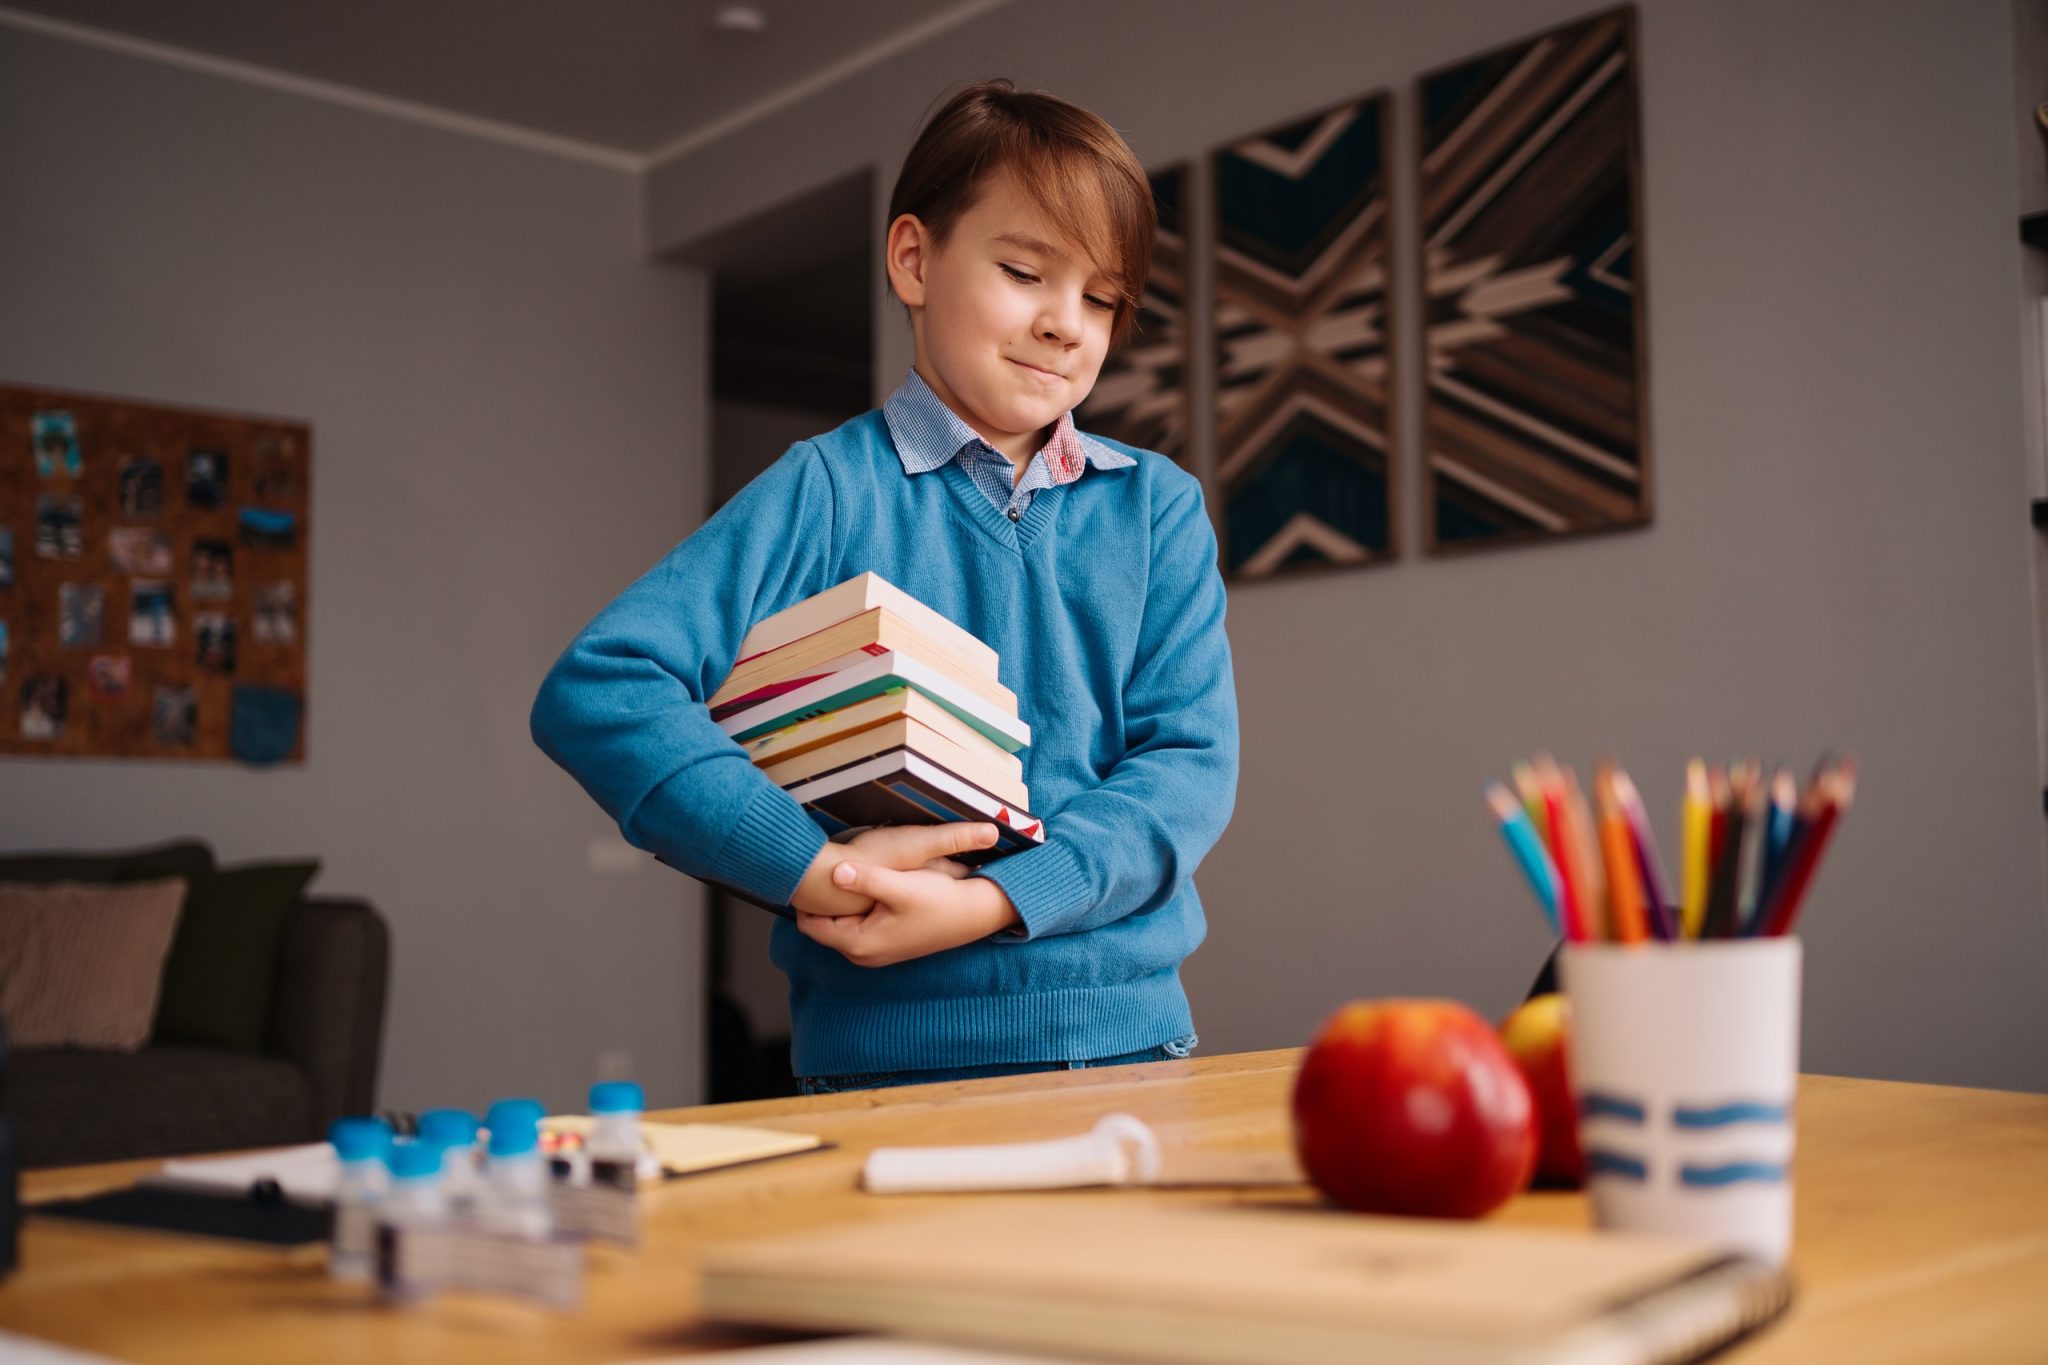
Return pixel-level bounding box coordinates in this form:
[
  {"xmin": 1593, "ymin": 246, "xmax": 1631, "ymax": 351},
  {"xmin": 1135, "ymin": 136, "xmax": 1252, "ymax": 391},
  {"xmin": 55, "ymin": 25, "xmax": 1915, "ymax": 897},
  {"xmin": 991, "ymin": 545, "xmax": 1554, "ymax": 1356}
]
[
  {"xmin": 1595, "ymin": 766, "xmax": 1650, "ymax": 943},
  {"xmin": 1561, "ymin": 767, "xmax": 1608, "ymax": 942},
  {"xmin": 1511, "ymin": 761, "xmax": 1548, "ymax": 844},
  {"xmin": 1754, "ymin": 768, "xmax": 1796, "ymax": 931},
  {"xmin": 1704, "ymin": 764, "xmax": 1751, "ymax": 939},
  {"xmin": 1498, "ymin": 751, "xmax": 1850, "ymax": 945},
  {"xmin": 1611, "ymin": 766, "xmax": 1676, "ymax": 940},
  {"xmin": 1487, "ymin": 782, "xmax": 1562, "ymax": 937},
  {"xmin": 1757, "ymin": 760, "xmax": 1856, "ymax": 937},
  {"xmin": 1680, "ymin": 761, "xmax": 1710, "ymax": 938},
  {"xmin": 1541, "ymin": 778, "xmax": 1588, "ymax": 942}
]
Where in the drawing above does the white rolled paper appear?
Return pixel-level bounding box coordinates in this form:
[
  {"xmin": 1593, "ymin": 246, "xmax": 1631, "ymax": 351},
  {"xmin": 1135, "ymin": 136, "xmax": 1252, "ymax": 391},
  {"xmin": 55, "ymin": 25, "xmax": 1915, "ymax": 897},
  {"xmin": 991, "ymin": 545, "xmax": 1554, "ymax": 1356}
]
[{"xmin": 860, "ymin": 1113, "xmax": 1161, "ymax": 1194}]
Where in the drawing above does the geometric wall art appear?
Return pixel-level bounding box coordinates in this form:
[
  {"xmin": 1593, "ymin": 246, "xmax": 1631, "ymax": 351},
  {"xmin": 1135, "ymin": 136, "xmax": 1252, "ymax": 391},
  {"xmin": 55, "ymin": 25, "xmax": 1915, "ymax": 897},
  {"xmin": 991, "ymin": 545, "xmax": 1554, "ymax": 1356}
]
[
  {"xmin": 1212, "ymin": 91, "xmax": 1396, "ymax": 580},
  {"xmin": 1418, "ymin": 4, "xmax": 1652, "ymax": 552},
  {"xmin": 0, "ymin": 382, "xmax": 310, "ymax": 763},
  {"xmin": 1075, "ymin": 163, "xmax": 1193, "ymax": 466}
]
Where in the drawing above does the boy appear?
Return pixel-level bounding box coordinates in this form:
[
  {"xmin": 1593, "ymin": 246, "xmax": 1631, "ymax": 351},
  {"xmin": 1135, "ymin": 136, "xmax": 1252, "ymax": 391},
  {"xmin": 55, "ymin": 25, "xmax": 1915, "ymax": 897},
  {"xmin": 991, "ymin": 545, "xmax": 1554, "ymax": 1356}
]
[{"xmin": 531, "ymin": 79, "xmax": 1238, "ymax": 1092}]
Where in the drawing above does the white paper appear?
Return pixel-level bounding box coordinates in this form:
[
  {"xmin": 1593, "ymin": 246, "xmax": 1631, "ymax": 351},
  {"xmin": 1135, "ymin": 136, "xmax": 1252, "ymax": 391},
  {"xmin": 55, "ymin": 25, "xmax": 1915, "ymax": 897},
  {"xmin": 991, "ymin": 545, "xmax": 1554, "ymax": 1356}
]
[{"xmin": 148, "ymin": 1142, "xmax": 338, "ymax": 1203}]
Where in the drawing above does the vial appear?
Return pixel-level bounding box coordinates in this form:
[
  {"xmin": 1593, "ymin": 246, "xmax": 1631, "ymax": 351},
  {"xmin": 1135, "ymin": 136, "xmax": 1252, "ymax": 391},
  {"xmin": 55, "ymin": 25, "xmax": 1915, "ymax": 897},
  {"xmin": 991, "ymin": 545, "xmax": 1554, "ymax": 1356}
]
[
  {"xmin": 416, "ymin": 1109, "xmax": 481, "ymax": 1215},
  {"xmin": 586, "ymin": 1081, "xmax": 646, "ymax": 1188},
  {"xmin": 378, "ymin": 1138, "xmax": 449, "ymax": 1303},
  {"xmin": 327, "ymin": 1116, "xmax": 392, "ymax": 1282},
  {"xmin": 481, "ymin": 1099, "xmax": 552, "ymax": 1239}
]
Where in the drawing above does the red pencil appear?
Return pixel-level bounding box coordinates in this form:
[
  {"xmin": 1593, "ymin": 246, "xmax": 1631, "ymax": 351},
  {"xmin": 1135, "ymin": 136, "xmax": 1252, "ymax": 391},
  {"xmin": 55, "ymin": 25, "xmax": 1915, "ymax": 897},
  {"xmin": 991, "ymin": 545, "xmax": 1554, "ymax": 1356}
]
[{"xmin": 1542, "ymin": 780, "xmax": 1588, "ymax": 943}]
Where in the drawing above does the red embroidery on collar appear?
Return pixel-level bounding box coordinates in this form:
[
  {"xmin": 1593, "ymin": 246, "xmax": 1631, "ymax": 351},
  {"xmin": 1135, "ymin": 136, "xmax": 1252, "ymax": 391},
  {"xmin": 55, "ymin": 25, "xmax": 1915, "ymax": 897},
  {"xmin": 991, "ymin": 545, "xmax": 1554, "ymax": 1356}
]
[{"xmin": 1042, "ymin": 412, "xmax": 1088, "ymax": 486}]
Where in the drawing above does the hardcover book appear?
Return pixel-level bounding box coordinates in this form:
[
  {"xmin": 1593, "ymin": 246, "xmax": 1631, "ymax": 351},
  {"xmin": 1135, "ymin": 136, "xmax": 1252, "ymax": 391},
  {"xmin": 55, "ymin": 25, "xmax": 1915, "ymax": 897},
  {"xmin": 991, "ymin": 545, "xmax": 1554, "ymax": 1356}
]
[
  {"xmin": 736, "ymin": 572, "xmax": 998, "ymax": 678},
  {"xmin": 719, "ymin": 652, "xmax": 1030, "ymax": 755},
  {"xmin": 711, "ymin": 607, "xmax": 1013, "ymax": 721},
  {"xmin": 784, "ymin": 747, "xmax": 1044, "ymax": 860}
]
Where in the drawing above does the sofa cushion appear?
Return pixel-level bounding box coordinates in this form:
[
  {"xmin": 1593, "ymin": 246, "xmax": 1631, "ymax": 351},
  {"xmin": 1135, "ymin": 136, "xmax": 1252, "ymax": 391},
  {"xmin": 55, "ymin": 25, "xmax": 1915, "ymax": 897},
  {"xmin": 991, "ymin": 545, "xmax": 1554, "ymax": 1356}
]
[
  {"xmin": 0, "ymin": 879, "xmax": 187, "ymax": 1050},
  {"xmin": 153, "ymin": 860, "xmax": 320, "ymax": 1052},
  {"xmin": 0, "ymin": 839, "xmax": 213, "ymax": 885},
  {"xmin": 8, "ymin": 1044, "xmax": 317, "ymax": 1169}
]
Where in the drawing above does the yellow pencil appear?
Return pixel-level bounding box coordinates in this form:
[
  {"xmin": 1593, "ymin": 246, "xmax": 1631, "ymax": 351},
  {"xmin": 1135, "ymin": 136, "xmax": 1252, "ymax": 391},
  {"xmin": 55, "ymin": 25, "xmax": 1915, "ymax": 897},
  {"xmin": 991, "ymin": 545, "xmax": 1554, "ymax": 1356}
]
[{"xmin": 1681, "ymin": 758, "xmax": 1710, "ymax": 938}]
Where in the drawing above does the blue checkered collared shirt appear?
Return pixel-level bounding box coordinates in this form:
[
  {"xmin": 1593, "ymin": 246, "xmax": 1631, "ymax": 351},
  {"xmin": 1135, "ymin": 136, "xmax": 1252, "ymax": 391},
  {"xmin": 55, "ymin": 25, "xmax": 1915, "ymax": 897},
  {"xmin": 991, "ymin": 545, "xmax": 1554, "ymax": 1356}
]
[{"xmin": 881, "ymin": 366, "xmax": 1136, "ymax": 521}]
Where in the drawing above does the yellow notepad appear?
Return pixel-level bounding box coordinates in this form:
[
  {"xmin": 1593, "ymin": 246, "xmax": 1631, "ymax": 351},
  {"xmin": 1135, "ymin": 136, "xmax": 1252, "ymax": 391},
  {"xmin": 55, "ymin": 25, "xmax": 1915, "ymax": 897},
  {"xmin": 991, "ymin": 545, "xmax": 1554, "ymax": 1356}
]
[{"xmin": 542, "ymin": 1117, "xmax": 822, "ymax": 1180}]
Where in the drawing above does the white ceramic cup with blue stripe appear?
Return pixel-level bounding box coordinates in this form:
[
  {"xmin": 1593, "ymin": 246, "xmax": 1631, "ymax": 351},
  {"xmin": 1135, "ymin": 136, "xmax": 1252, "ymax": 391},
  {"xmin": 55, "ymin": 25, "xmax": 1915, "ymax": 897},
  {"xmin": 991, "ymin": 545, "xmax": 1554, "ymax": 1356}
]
[{"xmin": 1558, "ymin": 937, "xmax": 1802, "ymax": 1268}]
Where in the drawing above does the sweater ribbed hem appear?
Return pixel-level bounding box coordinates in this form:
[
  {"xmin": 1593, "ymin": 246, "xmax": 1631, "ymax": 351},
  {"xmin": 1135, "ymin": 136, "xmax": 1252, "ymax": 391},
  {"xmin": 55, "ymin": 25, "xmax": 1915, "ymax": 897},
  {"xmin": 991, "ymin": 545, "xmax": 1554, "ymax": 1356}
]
[
  {"xmin": 975, "ymin": 838, "xmax": 1094, "ymax": 941},
  {"xmin": 789, "ymin": 971, "xmax": 1193, "ymax": 1075},
  {"xmin": 707, "ymin": 784, "xmax": 827, "ymax": 907}
]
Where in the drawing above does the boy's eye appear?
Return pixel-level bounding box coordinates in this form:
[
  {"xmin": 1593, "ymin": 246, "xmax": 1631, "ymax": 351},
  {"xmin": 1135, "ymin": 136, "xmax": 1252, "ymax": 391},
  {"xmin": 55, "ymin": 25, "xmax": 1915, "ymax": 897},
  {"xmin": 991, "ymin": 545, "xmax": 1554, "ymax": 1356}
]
[{"xmin": 1001, "ymin": 264, "xmax": 1117, "ymax": 313}]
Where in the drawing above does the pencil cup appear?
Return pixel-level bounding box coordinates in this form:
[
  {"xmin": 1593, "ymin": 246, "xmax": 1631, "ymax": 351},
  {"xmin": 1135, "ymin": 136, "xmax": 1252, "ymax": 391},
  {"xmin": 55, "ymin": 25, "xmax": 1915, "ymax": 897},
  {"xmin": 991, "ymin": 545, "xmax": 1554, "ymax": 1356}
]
[{"xmin": 1557, "ymin": 938, "xmax": 1802, "ymax": 1268}]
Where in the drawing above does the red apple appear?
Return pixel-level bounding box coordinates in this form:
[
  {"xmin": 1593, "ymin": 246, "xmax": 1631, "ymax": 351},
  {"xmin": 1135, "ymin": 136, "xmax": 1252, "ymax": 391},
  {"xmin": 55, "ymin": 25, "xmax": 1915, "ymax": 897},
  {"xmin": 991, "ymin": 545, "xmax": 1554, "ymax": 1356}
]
[
  {"xmin": 1291, "ymin": 998, "xmax": 1537, "ymax": 1219},
  {"xmin": 1498, "ymin": 993, "xmax": 1585, "ymax": 1188}
]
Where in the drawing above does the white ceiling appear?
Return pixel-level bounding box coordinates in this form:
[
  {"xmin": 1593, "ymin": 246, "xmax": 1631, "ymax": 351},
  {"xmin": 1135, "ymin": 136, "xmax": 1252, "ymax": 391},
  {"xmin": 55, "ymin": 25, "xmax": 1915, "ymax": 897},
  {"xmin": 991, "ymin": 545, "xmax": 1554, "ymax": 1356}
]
[{"xmin": 0, "ymin": 0, "xmax": 1011, "ymax": 163}]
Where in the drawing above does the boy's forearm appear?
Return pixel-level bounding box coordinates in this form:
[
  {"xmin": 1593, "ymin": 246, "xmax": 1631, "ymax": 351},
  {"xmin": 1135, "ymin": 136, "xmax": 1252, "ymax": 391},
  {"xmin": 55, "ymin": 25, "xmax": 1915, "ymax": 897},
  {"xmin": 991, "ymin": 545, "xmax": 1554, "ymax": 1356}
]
[{"xmin": 789, "ymin": 842, "xmax": 875, "ymax": 917}]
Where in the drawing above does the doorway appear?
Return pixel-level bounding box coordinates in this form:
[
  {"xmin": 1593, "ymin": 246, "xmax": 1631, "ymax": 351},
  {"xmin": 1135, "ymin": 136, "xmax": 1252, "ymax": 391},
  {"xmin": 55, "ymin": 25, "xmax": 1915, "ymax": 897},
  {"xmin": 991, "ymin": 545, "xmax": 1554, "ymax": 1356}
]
[{"xmin": 684, "ymin": 168, "xmax": 874, "ymax": 1101}]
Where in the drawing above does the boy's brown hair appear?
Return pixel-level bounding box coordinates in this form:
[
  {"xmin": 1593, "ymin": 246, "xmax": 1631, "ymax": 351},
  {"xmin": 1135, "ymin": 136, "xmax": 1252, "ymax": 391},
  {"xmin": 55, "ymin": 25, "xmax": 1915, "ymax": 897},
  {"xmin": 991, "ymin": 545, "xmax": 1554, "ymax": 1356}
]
[{"xmin": 888, "ymin": 78, "xmax": 1155, "ymax": 349}]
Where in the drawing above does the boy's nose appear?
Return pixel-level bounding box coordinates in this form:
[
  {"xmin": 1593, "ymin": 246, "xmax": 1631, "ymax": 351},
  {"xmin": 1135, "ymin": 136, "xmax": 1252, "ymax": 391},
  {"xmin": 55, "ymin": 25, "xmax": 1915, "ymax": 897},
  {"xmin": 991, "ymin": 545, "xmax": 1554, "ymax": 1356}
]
[{"xmin": 1037, "ymin": 301, "xmax": 1081, "ymax": 342}]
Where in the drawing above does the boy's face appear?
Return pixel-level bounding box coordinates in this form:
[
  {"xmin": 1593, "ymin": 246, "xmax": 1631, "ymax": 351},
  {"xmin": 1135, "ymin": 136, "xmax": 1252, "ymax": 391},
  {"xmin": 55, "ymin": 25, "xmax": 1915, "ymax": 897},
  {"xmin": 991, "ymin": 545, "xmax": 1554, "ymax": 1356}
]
[{"xmin": 888, "ymin": 167, "xmax": 1120, "ymax": 458}]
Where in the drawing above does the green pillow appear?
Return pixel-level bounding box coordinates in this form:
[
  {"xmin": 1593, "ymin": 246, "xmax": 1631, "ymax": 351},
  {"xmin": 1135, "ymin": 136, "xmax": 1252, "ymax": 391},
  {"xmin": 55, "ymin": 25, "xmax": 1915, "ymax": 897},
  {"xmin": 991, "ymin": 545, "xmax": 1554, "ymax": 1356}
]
[{"xmin": 152, "ymin": 860, "xmax": 320, "ymax": 1052}]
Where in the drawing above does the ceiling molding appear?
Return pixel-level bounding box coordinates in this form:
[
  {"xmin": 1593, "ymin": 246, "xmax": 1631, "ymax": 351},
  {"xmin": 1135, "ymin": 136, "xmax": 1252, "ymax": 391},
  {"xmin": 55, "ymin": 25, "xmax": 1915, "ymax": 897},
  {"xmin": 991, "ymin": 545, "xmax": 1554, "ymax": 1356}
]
[
  {"xmin": 0, "ymin": 3, "xmax": 646, "ymax": 171},
  {"xmin": 642, "ymin": 0, "xmax": 1013, "ymax": 170},
  {"xmin": 0, "ymin": 0, "xmax": 1020, "ymax": 178}
]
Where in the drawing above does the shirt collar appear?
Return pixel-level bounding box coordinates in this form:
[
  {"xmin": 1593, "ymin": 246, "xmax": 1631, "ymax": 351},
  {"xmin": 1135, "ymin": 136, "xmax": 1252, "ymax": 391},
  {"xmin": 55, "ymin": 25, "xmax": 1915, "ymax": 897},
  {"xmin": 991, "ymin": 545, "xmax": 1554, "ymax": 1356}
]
[{"xmin": 882, "ymin": 366, "xmax": 1138, "ymax": 480}]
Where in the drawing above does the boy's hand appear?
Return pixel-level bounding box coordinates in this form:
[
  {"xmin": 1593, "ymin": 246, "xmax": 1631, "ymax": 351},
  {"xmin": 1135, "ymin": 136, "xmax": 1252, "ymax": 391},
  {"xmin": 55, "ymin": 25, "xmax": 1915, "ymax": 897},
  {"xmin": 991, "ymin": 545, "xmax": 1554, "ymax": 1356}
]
[
  {"xmin": 797, "ymin": 862, "xmax": 1022, "ymax": 968},
  {"xmin": 788, "ymin": 823, "xmax": 1000, "ymax": 918}
]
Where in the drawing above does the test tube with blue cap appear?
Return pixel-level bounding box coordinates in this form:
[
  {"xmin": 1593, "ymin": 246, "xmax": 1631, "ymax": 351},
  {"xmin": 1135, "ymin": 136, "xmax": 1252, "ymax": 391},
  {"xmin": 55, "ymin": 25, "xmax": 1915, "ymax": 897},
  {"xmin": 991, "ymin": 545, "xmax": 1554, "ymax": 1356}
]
[
  {"xmin": 481, "ymin": 1098, "xmax": 552, "ymax": 1239},
  {"xmin": 327, "ymin": 1115, "xmax": 392, "ymax": 1281},
  {"xmin": 587, "ymin": 1081, "xmax": 646, "ymax": 1188}
]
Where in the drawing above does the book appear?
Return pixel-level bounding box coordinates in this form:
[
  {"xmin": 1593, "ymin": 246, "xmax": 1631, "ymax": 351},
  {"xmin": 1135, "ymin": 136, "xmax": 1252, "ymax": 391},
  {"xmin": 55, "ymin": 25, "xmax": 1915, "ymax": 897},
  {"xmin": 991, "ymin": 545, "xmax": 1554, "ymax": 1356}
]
[
  {"xmin": 711, "ymin": 607, "xmax": 1014, "ymax": 721},
  {"xmin": 720, "ymin": 651, "xmax": 1031, "ymax": 754},
  {"xmin": 785, "ymin": 747, "xmax": 1044, "ymax": 857},
  {"xmin": 762, "ymin": 716, "xmax": 1028, "ymax": 808},
  {"xmin": 697, "ymin": 1200, "xmax": 1795, "ymax": 1365},
  {"xmin": 737, "ymin": 573, "xmax": 998, "ymax": 679},
  {"xmin": 743, "ymin": 686, "xmax": 999, "ymax": 769}
]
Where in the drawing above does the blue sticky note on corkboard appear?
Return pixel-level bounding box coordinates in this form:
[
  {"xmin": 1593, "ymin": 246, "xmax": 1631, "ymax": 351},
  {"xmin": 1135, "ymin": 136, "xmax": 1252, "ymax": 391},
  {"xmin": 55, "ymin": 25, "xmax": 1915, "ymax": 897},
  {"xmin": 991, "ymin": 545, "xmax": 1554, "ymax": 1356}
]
[{"xmin": 230, "ymin": 686, "xmax": 301, "ymax": 766}]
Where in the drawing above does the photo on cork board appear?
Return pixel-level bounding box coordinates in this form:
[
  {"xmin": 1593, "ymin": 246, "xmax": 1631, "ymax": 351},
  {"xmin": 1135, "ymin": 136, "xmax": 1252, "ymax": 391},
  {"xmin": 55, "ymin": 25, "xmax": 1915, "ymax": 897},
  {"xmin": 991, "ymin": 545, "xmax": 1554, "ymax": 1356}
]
[{"xmin": 110, "ymin": 527, "xmax": 175, "ymax": 576}]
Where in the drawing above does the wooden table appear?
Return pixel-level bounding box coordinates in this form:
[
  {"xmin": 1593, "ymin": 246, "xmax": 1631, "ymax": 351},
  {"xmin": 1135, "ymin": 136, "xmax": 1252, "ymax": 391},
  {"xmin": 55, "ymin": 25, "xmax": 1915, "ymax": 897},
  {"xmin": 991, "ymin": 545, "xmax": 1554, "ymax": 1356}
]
[{"xmin": 4, "ymin": 1050, "xmax": 2045, "ymax": 1363}]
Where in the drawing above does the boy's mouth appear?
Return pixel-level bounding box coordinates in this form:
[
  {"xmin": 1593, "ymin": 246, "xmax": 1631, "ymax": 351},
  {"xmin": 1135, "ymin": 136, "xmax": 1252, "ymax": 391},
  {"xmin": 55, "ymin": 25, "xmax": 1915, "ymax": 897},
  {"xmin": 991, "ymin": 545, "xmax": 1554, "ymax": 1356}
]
[{"xmin": 1010, "ymin": 358, "xmax": 1065, "ymax": 381}]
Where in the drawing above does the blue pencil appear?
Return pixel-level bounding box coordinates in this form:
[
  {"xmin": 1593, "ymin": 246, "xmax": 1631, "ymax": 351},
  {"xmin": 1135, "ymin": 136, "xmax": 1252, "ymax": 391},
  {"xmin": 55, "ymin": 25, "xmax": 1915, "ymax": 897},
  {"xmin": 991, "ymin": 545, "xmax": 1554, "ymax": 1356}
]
[
  {"xmin": 1747, "ymin": 768, "xmax": 1801, "ymax": 936},
  {"xmin": 1488, "ymin": 782, "xmax": 1563, "ymax": 937}
]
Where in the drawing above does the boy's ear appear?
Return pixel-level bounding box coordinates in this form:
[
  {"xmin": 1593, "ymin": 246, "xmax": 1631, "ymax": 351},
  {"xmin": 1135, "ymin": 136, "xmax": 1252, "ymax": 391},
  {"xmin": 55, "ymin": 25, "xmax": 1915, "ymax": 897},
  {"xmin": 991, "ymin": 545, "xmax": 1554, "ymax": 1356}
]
[{"xmin": 885, "ymin": 213, "xmax": 929, "ymax": 310}]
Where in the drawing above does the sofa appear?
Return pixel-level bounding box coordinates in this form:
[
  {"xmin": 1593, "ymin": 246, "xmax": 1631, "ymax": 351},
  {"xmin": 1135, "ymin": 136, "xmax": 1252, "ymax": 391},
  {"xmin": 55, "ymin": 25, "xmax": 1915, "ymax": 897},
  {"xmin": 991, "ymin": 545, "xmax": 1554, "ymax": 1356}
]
[{"xmin": 0, "ymin": 840, "xmax": 389, "ymax": 1169}]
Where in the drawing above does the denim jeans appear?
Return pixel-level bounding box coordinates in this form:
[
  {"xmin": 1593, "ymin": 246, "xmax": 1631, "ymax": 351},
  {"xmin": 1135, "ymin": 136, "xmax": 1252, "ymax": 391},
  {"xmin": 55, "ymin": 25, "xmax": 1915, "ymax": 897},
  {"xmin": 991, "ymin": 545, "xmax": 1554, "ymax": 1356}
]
[{"xmin": 796, "ymin": 1033, "xmax": 1198, "ymax": 1095}]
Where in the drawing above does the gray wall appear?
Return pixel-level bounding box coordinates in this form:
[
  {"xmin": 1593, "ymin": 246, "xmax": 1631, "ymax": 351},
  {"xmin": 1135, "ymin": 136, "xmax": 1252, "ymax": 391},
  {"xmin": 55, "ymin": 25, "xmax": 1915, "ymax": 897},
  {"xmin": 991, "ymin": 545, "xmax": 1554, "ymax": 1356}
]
[
  {"xmin": 0, "ymin": 28, "xmax": 711, "ymax": 1113},
  {"xmin": 649, "ymin": 0, "xmax": 2048, "ymax": 1091},
  {"xmin": 4, "ymin": 0, "xmax": 2041, "ymax": 1106}
]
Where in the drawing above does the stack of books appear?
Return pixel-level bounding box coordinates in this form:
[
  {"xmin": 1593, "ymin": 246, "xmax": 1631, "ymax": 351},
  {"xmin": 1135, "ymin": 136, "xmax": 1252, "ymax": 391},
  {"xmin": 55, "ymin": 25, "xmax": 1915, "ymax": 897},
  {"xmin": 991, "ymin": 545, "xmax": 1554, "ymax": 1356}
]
[{"xmin": 713, "ymin": 573, "xmax": 1043, "ymax": 863}]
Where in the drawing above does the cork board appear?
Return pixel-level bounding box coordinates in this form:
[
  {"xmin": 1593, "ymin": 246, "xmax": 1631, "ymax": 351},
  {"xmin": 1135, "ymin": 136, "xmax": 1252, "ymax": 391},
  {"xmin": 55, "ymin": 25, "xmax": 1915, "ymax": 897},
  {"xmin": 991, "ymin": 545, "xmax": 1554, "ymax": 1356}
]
[{"xmin": 0, "ymin": 383, "xmax": 309, "ymax": 763}]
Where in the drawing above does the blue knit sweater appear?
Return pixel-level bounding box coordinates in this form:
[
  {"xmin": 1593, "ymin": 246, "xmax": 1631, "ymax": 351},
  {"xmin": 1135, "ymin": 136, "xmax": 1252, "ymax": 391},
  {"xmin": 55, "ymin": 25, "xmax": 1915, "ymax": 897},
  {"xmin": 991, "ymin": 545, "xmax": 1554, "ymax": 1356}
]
[{"xmin": 529, "ymin": 405, "xmax": 1240, "ymax": 1076}]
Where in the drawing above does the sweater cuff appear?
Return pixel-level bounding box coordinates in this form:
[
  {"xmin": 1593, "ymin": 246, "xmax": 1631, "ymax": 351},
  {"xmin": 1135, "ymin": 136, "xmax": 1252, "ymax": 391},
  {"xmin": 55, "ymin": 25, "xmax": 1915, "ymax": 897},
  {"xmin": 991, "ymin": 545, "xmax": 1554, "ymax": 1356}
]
[
  {"xmin": 975, "ymin": 839, "xmax": 1093, "ymax": 941},
  {"xmin": 705, "ymin": 784, "xmax": 828, "ymax": 908}
]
